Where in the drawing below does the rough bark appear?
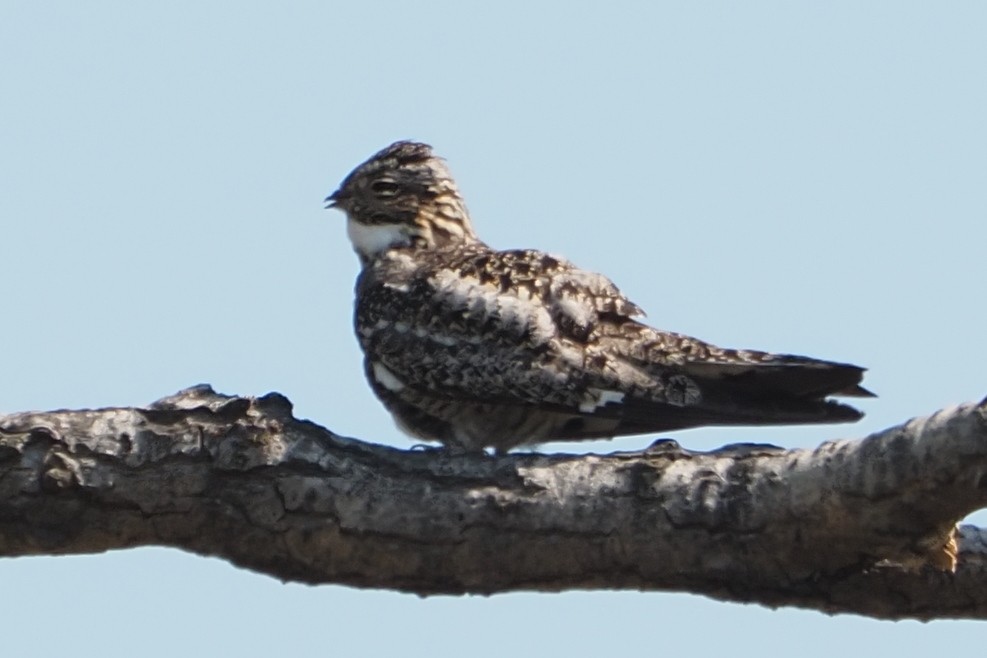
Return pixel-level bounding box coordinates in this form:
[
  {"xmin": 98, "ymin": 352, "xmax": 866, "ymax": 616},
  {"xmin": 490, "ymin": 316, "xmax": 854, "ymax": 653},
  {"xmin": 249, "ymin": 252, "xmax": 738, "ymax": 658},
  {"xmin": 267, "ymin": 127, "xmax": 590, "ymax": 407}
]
[{"xmin": 1, "ymin": 385, "xmax": 985, "ymax": 620}]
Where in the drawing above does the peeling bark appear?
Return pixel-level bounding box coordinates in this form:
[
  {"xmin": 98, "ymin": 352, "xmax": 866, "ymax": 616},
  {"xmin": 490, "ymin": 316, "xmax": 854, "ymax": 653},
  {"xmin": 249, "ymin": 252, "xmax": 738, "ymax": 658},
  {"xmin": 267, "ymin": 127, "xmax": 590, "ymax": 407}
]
[{"xmin": 1, "ymin": 385, "xmax": 986, "ymax": 620}]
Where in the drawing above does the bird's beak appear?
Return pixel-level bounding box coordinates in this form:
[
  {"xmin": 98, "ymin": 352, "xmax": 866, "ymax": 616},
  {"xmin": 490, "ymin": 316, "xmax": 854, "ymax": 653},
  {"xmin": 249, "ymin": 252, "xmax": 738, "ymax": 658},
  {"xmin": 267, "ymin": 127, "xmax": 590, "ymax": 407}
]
[{"xmin": 324, "ymin": 189, "xmax": 347, "ymax": 209}]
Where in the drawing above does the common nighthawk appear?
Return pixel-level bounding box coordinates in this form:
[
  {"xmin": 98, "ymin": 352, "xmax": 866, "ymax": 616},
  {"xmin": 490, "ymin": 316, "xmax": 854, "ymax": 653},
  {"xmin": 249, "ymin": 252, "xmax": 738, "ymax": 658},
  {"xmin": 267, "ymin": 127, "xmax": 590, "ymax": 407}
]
[{"xmin": 326, "ymin": 141, "xmax": 873, "ymax": 453}]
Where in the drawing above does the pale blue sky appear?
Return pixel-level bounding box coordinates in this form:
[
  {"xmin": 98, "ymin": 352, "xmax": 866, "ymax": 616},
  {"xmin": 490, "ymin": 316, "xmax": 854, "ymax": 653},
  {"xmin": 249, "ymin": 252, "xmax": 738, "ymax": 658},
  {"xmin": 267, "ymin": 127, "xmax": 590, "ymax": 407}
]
[{"xmin": 2, "ymin": 2, "xmax": 985, "ymax": 655}]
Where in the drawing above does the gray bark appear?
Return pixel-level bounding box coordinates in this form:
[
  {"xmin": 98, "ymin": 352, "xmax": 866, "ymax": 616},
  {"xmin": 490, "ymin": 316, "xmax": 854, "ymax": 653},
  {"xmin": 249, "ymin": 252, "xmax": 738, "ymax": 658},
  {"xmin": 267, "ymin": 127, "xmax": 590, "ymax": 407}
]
[{"xmin": 1, "ymin": 385, "xmax": 985, "ymax": 620}]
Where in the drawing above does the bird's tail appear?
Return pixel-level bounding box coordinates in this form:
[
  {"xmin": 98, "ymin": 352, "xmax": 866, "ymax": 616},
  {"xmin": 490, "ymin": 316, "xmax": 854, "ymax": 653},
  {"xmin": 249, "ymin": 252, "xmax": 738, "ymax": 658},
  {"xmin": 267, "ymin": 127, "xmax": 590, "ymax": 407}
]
[{"xmin": 613, "ymin": 353, "xmax": 874, "ymax": 435}]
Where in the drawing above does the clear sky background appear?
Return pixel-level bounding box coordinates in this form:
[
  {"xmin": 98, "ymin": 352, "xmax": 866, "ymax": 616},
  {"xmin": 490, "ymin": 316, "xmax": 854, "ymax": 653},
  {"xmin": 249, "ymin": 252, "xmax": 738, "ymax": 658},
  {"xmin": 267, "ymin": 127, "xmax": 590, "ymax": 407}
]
[{"xmin": 2, "ymin": 1, "xmax": 985, "ymax": 655}]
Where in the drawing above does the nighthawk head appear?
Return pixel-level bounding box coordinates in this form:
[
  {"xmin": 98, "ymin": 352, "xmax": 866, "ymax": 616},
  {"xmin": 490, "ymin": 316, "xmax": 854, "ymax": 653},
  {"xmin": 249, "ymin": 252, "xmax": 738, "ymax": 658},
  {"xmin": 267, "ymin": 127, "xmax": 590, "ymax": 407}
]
[{"xmin": 326, "ymin": 141, "xmax": 479, "ymax": 262}]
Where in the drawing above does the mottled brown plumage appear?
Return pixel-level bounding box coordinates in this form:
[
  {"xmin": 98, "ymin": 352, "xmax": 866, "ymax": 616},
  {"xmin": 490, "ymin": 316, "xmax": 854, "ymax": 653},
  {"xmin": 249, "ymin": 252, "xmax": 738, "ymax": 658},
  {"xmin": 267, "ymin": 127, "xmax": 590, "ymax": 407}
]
[{"xmin": 326, "ymin": 141, "xmax": 873, "ymax": 453}]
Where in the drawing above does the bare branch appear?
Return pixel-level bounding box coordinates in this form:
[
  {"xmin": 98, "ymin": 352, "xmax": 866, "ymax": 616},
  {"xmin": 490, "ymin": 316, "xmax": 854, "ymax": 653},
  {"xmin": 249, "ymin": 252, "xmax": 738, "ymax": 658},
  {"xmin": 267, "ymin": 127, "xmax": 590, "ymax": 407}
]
[{"xmin": 1, "ymin": 385, "xmax": 985, "ymax": 620}]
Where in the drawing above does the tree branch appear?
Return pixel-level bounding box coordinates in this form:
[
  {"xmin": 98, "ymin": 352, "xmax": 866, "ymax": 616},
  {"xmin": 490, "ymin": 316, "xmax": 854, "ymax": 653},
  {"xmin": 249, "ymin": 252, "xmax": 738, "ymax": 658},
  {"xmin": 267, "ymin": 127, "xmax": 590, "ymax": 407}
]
[{"xmin": 1, "ymin": 385, "xmax": 985, "ymax": 620}]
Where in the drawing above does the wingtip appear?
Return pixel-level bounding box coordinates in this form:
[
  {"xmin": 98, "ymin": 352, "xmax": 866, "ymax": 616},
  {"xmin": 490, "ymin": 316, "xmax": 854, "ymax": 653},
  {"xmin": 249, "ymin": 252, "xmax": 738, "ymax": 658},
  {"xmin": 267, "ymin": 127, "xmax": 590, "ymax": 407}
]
[
  {"xmin": 835, "ymin": 384, "xmax": 877, "ymax": 398},
  {"xmin": 818, "ymin": 398, "xmax": 865, "ymax": 421}
]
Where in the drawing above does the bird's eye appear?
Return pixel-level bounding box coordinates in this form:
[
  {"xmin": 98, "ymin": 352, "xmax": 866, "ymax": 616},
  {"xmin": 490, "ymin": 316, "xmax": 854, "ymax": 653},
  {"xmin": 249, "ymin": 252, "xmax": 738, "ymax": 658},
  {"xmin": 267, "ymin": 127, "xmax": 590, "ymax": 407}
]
[{"xmin": 371, "ymin": 180, "xmax": 400, "ymax": 198}]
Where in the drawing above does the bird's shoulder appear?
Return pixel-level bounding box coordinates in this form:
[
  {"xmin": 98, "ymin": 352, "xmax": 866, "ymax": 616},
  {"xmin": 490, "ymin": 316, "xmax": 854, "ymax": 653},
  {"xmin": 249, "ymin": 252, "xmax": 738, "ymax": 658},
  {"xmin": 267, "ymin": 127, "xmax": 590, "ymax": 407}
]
[{"xmin": 360, "ymin": 245, "xmax": 645, "ymax": 343}]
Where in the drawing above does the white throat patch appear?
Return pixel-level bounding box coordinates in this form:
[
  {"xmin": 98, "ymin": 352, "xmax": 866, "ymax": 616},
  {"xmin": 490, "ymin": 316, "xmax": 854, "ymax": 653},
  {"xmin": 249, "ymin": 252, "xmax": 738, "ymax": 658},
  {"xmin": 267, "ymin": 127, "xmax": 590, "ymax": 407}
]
[{"xmin": 347, "ymin": 218, "xmax": 410, "ymax": 258}]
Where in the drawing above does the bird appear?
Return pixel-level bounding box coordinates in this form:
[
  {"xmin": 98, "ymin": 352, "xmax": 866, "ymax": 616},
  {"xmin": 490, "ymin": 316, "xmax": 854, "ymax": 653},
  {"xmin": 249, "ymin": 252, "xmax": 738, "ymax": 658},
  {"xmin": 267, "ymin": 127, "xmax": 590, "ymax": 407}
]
[{"xmin": 325, "ymin": 141, "xmax": 873, "ymax": 453}]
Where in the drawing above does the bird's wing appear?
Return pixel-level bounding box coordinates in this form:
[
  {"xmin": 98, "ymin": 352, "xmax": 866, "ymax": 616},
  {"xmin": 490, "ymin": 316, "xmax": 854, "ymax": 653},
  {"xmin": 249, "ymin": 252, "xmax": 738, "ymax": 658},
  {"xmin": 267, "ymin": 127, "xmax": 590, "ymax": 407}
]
[
  {"xmin": 356, "ymin": 248, "xmax": 648, "ymax": 412},
  {"xmin": 359, "ymin": 247, "xmax": 871, "ymax": 441}
]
